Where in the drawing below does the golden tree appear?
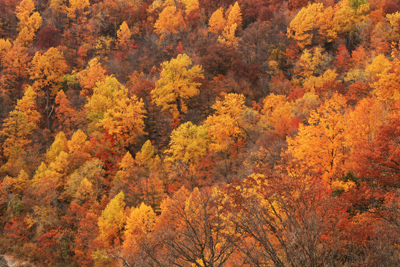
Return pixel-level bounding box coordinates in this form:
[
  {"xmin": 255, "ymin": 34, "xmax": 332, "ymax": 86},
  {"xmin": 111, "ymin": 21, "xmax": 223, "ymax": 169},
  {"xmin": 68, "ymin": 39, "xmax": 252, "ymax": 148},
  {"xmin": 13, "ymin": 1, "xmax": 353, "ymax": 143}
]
[{"xmin": 151, "ymin": 54, "xmax": 203, "ymax": 119}]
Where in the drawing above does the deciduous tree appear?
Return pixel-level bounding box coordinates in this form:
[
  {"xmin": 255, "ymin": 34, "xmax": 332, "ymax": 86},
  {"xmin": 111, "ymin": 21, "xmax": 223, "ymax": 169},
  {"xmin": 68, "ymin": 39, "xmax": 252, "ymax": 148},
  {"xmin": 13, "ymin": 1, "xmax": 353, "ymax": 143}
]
[{"xmin": 151, "ymin": 54, "xmax": 204, "ymax": 119}]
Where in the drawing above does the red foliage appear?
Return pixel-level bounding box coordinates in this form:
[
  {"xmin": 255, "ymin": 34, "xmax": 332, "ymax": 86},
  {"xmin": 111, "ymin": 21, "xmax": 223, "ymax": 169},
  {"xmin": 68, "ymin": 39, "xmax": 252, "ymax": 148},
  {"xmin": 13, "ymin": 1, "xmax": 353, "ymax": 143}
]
[
  {"xmin": 334, "ymin": 44, "xmax": 351, "ymax": 73},
  {"xmin": 36, "ymin": 26, "xmax": 61, "ymax": 49},
  {"xmin": 356, "ymin": 118, "xmax": 400, "ymax": 188}
]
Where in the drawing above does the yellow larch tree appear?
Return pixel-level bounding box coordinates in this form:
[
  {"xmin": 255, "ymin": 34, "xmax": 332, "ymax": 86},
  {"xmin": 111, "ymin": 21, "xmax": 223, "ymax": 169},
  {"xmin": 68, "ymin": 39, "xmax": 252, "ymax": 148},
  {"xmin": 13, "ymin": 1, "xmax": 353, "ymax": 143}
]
[
  {"xmin": 15, "ymin": 86, "xmax": 41, "ymax": 126},
  {"xmin": 122, "ymin": 203, "xmax": 156, "ymax": 262},
  {"xmin": 260, "ymin": 94, "xmax": 293, "ymax": 133},
  {"xmin": 85, "ymin": 76, "xmax": 127, "ymax": 124},
  {"xmin": 67, "ymin": 129, "xmax": 88, "ymax": 154},
  {"xmin": 182, "ymin": 0, "xmax": 199, "ymax": 14},
  {"xmin": 208, "ymin": 7, "xmax": 226, "ymax": 34},
  {"xmin": 86, "ymin": 76, "xmax": 146, "ymax": 147},
  {"xmin": 205, "ymin": 93, "xmax": 257, "ymax": 153},
  {"xmin": 66, "ymin": 0, "xmax": 90, "ymax": 22},
  {"xmin": 217, "ymin": 23, "xmax": 239, "ymax": 46},
  {"xmin": 151, "ymin": 53, "xmax": 204, "ymax": 119},
  {"xmin": 97, "ymin": 191, "xmax": 126, "ymax": 247},
  {"xmin": 28, "ymin": 47, "xmax": 69, "ymax": 97},
  {"xmin": 373, "ymin": 59, "xmax": 400, "ymax": 105},
  {"xmin": 45, "ymin": 131, "xmax": 67, "ymax": 163},
  {"xmin": 164, "ymin": 122, "xmax": 210, "ymax": 187},
  {"xmin": 116, "ymin": 21, "xmax": 132, "ymax": 51},
  {"xmin": 287, "ymin": 3, "xmax": 323, "ymax": 49},
  {"xmin": 226, "ymin": 2, "xmax": 242, "ymax": 30},
  {"xmin": 0, "ymin": 87, "xmax": 41, "ymax": 158},
  {"xmin": 76, "ymin": 58, "xmax": 107, "ymax": 97},
  {"xmin": 154, "ymin": 5, "xmax": 186, "ymax": 39},
  {"xmin": 97, "ymin": 95, "xmax": 146, "ymax": 148},
  {"xmin": 287, "ymin": 93, "xmax": 350, "ymax": 182},
  {"xmin": 15, "ymin": 0, "xmax": 42, "ymax": 46}
]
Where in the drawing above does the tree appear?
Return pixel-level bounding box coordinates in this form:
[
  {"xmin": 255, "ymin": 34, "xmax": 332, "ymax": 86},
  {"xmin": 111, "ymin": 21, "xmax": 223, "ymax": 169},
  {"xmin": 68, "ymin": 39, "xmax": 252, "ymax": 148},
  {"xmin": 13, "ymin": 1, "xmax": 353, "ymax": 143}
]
[
  {"xmin": 226, "ymin": 2, "xmax": 242, "ymax": 30},
  {"xmin": 95, "ymin": 192, "xmax": 127, "ymax": 265},
  {"xmin": 86, "ymin": 76, "xmax": 146, "ymax": 147},
  {"xmin": 97, "ymin": 192, "xmax": 126, "ymax": 246},
  {"xmin": 164, "ymin": 121, "xmax": 210, "ymax": 188},
  {"xmin": 116, "ymin": 21, "xmax": 132, "ymax": 51},
  {"xmin": 54, "ymin": 90, "xmax": 77, "ymax": 136},
  {"xmin": 15, "ymin": 86, "xmax": 41, "ymax": 126},
  {"xmin": 66, "ymin": 0, "xmax": 90, "ymax": 22},
  {"xmin": 151, "ymin": 187, "xmax": 243, "ymax": 266},
  {"xmin": 205, "ymin": 93, "xmax": 255, "ymax": 153},
  {"xmin": 76, "ymin": 58, "xmax": 107, "ymax": 97},
  {"xmin": 86, "ymin": 76, "xmax": 127, "ymax": 124},
  {"xmin": 97, "ymin": 95, "xmax": 146, "ymax": 148},
  {"xmin": 287, "ymin": 93, "xmax": 350, "ymax": 182},
  {"xmin": 287, "ymin": 3, "xmax": 323, "ymax": 49},
  {"xmin": 373, "ymin": 58, "xmax": 400, "ymax": 105},
  {"xmin": 122, "ymin": 203, "xmax": 156, "ymax": 265},
  {"xmin": 151, "ymin": 54, "xmax": 204, "ymax": 119},
  {"xmin": 260, "ymin": 94, "xmax": 293, "ymax": 133},
  {"xmin": 209, "ymin": 7, "xmax": 226, "ymax": 34},
  {"xmin": 154, "ymin": 6, "xmax": 186, "ymax": 39},
  {"xmin": 28, "ymin": 47, "xmax": 68, "ymax": 129},
  {"xmin": 15, "ymin": 0, "xmax": 42, "ymax": 46},
  {"xmin": 45, "ymin": 131, "xmax": 67, "ymax": 163},
  {"xmin": 0, "ymin": 87, "xmax": 40, "ymax": 158},
  {"xmin": 0, "ymin": 41, "xmax": 31, "ymax": 97},
  {"xmin": 225, "ymin": 172, "xmax": 347, "ymax": 267},
  {"xmin": 355, "ymin": 117, "xmax": 400, "ymax": 188},
  {"xmin": 217, "ymin": 23, "xmax": 239, "ymax": 46}
]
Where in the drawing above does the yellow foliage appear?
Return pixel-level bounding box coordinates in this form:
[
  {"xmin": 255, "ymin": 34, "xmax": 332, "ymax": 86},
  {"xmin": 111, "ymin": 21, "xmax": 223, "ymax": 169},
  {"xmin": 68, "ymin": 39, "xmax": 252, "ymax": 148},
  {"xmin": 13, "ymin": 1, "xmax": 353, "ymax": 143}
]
[
  {"xmin": 125, "ymin": 202, "xmax": 156, "ymax": 236},
  {"xmin": 205, "ymin": 94, "xmax": 255, "ymax": 153},
  {"xmin": 303, "ymin": 69, "xmax": 339, "ymax": 92},
  {"xmin": 98, "ymin": 191, "xmax": 126, "ymax": 246},
  {"xmin": 373, "ymin": 59, "xmax": 400, "ymax": 104},
  {"xmin": 28, "ymin": 47, "xmax": 68, "ymax": 96},
  {"xmin": 86, "ymin": 76, "xmax": 127, "ymax": 123},
  {"xmin": 296, "ymin": 47, "xmax": 325, "ymax": 78},
  {"xmin": 209, "ymin": 7, "xmax": 226, "ymax": 34},
  {"xmin": 347, "ymin": 97, "xmax": 388, "ymax": 146},
  {"xmin": 46, "ymin": 131, "xmax": 67, "ymax": 163},
  {"xmin": 182, "ymin": 0, "xmax": 199, "ymax": 14},
  {"xmin": 0, "ymin": 110, "xmax": 35, "ymax": 157},
  {"xmin": 117, "ymin": 21, "xmax": 132, "ymax": 50},
  {"xmin": 77, "ymin": 58, "xmax": 107, "ymax": 97},
  {"xmin": 226, "ymin": 2, "xmax": 242, "ymax": 30},
  {"xmin": 66, "ymin": 0, "xmax": 90, "ymax": 20},
  {"xmin": 318, "ymin": 6, "xmax": 338, "ymax": 43},
  {"xmin": 75, "ymin": 178, "xmax": 95, "ymax": 203},
  {"xmin": 287, "ymin": 3, "xmax": 323, "ymax": 49},
  {"xmin": 0, "ymin": 38, "xmax": 12, "ymax": 65},
  {"xmin": 260, "ymin": 94, "xmax": 293, "ymax": 130},
  {"xmin": 386, "ymin": 11, "xmax": 400, "ymax": 40},
  {"xmin": 15, "ymin": 0, "xmax": 42, "ymax": 46},
  {"xmin": 2, "ymin": 169, "xmax": 30, "ymax": 196},
  {"xmin": 15, "ymin": 86, "xmax": 41, "ymax": 126},
  {"xmin": 287, "ymin": 93, "xmax": 349, "ymax": 182},
  {"xmin": 366, "ymin": 54, "xmax": 391, "ymax": 77},
  {"xmin": 154, "ymin": 6, "xmax": 186, "ymax": 37},
  {"xmin": 135, "ymin": 140, "xmax": 161, "ymax": 170},
  {"xmin": 293, "ymin": 93, "xmax": 320, "ymax": 119},
  {"xmin": 151, "ymin": 54, "xmax": 203, "ymax": 119},
  {"xmin": 68, "ymin": 129, "xmax": 89, "ymax": 154},
  {"xmin": 165, "ymin": 122, "xmax": 210, "ymax": 166},
  {"xmin": 97, "ymin": 95, "xmax": 146, "ymax": 147},
  {"xmin": 217, "ymin": 23, "xmax": 238, "ymax": 46},
  {"xmin": 332, "ymin": 0, "xmax": 360, "ymax": 34}
]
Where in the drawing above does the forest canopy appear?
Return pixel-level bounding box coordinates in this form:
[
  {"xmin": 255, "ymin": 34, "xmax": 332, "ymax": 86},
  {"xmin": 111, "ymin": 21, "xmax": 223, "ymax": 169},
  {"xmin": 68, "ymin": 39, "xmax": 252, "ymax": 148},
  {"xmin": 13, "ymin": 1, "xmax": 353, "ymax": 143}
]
[{"xmin": 1, "ymin": 0, "xmax": 400, "ymax": 266}]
